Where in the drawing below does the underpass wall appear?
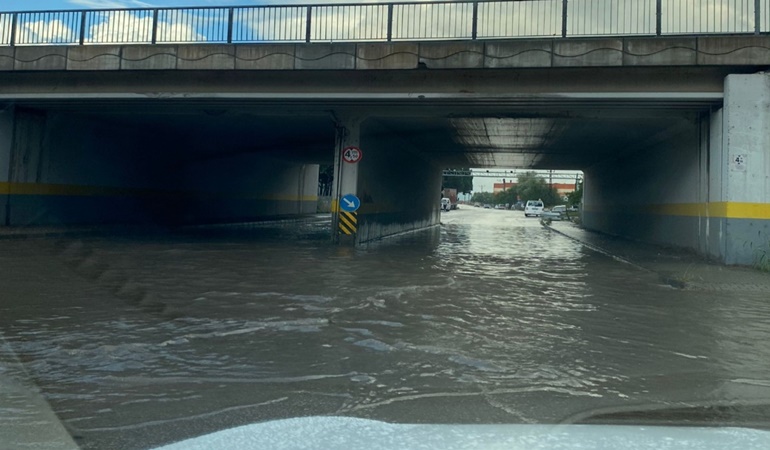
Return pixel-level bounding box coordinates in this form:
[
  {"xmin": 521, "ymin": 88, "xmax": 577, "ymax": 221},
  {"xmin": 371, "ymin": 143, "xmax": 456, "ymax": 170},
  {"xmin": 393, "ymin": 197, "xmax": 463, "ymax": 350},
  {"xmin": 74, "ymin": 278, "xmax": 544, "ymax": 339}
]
[
  {"xmin": 584, "ymin": 74, "xmax": 770, "ymax": 266},
  {"xmin": 355, "ymin": 120, "xmax": 442, "ymax": 243},
  {"xmin": 0, "ymin": 108, "xmax": 319, "ymax": 226},
  {"xmin": 583, "ymin": 115, "xmax": 710, "ymax": 255},
  {"xmin": 0, "ymin": 106, "xmax": 13, "ymax": 225},
  {"xmin": 176, "ymin": 154, "xmax": 318, "ymax": 224},
  {"xmin": 715, "ymin": 74, "xmax": 770, "ymax": 265},
  {"xmin": 2, "ymin": 109, "xmax": 161, "ymax": 226}
]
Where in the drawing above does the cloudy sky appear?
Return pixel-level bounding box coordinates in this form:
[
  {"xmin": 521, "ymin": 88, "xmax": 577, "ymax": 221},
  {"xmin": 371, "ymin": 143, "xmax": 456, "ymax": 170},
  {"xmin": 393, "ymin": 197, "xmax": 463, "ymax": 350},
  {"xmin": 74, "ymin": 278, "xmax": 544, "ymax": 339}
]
[{"xmin": 1, "ymin": 0, "xmax": 258, "ymax": 11}]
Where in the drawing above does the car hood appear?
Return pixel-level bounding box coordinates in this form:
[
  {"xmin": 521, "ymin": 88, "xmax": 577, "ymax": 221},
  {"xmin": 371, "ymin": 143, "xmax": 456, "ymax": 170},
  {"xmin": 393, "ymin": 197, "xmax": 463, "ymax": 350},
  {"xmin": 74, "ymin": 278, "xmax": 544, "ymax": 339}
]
[{"xmin": 153, "ymin": 416, "xmax": 770, "ymax": 450}]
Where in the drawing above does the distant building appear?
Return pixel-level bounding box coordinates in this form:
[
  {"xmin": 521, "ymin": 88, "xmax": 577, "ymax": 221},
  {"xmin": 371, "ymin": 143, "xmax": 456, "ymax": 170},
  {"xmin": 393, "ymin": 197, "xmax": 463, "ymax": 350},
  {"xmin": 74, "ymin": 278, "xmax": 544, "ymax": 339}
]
[{"xmin": 493, "ymin": 182, "xmax": 576, "ymax": 198}]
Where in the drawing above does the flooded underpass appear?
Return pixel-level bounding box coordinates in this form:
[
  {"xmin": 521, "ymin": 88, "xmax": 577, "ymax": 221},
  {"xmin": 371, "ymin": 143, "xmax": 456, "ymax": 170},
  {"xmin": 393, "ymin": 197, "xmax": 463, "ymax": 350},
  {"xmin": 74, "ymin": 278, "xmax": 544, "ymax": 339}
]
[{"xmin": 2, "ymin": 208, "xmax": 770, "ymax": 449}]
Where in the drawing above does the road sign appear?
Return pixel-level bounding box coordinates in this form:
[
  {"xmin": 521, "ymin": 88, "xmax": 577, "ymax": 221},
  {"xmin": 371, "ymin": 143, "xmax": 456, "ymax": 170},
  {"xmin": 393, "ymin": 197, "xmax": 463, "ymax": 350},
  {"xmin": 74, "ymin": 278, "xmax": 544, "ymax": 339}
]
[
  {"xmin": 342, "ymin": 146, "xmax": 363, "ymax": 163},
  {"xmin": 339, "ymin": 193, "xmax": 360, "ymax": 212}
]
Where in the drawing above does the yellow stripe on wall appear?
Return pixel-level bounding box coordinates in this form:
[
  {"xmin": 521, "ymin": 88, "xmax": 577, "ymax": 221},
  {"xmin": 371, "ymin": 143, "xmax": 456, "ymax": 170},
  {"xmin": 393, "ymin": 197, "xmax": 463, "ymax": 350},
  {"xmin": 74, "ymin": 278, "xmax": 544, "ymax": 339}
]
[
  {"xmin": 647, "ymin": 202, "xmax": 770, "ymax": 219},
  {"xmin": 585, "ymin": 202, "xmax": 770, "ymax": 220}
]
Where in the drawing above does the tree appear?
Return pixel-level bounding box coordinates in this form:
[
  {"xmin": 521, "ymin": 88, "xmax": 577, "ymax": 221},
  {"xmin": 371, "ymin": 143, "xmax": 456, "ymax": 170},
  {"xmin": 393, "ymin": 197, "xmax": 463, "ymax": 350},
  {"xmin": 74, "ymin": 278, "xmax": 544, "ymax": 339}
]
[
  {"xmin": 442, "ymin": 168, "xmax": 473, "ymax": 194},
  {"xmin": 516, "ymin": 171, "xmax": 561, "ymax": 207},
  {"xmin": 493, "ymin": 186, "xmax": 518, "ymax": 206},
  {"xmin": 471, "ymin": 191, "xmax": 494, "ymax": 205},
  {"xmin": 567, "ymin": 181, "xmax": 583, "ymax": 206},
  {"xmin": 318, "ymin": 165, "xmax": 334, "ymax": 196}
]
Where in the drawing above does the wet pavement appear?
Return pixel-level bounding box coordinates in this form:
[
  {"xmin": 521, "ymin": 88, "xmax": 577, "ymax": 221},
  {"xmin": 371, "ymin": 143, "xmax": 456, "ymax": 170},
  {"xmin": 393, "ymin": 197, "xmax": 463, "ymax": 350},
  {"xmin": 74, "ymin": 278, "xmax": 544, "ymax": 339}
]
[{"xmin": 1, "ymin": 208, "xmax": 769, "ymax": 449}]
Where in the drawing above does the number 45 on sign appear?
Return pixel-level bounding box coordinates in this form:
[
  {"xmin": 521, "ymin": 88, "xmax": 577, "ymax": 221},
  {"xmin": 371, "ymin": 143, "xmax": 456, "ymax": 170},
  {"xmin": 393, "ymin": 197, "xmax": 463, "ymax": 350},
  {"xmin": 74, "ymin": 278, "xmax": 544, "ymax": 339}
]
[{"xmin": 342, "ymin": 146, "xmax": 363, "ymax": 164}]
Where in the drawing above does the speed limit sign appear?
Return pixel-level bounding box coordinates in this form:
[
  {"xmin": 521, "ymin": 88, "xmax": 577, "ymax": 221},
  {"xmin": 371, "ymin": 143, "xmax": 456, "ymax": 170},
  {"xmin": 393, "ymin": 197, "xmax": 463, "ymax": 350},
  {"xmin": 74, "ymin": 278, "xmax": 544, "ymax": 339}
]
[{"xmin": 342, "ymin": 146, "xmax": 363, "ymax": 164}]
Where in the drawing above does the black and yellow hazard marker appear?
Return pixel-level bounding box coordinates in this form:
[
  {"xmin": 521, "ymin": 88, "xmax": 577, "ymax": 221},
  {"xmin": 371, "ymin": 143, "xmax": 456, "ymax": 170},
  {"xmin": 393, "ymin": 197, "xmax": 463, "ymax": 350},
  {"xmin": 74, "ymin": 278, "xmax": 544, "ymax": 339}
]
[{"xmin": 338, "ymin": 211, "xmax": 358, "ymax": 235}]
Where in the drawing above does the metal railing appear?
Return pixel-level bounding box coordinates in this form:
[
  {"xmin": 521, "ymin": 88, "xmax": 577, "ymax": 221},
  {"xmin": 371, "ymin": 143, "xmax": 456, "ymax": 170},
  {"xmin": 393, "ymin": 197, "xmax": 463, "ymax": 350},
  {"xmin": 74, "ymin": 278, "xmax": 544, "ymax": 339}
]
[{"xmin": 1, "ymin": 0, "xmax": 768, "ymax": 46}]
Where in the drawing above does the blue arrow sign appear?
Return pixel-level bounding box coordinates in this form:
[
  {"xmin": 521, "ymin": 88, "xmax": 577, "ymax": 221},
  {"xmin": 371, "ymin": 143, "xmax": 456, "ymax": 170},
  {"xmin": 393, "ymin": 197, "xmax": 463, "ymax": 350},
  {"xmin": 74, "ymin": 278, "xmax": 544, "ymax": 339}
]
[{"xmin": 339, "ymin": 194, "xmax": 360, "ymax": 212}]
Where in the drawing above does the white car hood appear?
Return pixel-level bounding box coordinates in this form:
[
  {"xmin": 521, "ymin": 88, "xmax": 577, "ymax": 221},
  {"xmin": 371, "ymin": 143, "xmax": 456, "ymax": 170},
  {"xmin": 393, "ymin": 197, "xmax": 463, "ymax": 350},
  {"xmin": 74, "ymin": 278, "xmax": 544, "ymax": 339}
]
[{"xmin": 153, "ymin": 416, "xmax": 770, "ymax": 450}]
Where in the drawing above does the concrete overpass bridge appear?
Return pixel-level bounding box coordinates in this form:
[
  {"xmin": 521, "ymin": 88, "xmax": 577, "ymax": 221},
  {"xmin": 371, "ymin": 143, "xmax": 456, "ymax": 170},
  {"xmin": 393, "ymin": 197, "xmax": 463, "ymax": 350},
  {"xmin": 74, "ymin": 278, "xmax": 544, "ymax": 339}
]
[{"xmin": 0, "ymin": 0, "xmax": 769, "ymax": 265}]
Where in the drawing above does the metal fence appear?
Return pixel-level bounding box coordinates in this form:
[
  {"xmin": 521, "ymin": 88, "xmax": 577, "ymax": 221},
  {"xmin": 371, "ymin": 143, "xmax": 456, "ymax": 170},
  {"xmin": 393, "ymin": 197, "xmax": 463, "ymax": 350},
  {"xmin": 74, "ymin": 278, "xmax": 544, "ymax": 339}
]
[{"xmin": 1, "ymin": 0, "xmax": 769, "ymax": 46}]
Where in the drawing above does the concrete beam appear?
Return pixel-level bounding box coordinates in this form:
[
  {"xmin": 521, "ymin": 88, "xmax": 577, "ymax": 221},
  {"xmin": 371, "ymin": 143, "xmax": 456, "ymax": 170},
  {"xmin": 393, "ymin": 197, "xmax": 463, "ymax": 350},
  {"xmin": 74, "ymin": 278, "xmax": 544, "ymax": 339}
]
[
  {"xmin": 121, "ymin": 45, "xmax": 177, "ymax": 70},
  {"xmin": 177, "ymin": 44, "xmax": 235, "ymax": 70},
  {"xmin": 484, "ymin": 41, "xmax": 553, "ymax": 68},
  {"xmin": 356, "ymin": 43, "xmax": 418, "ymax": 70},
  {"xmin": 697, "ymin": 36, "xmax": 770, "ymax": 66},
  {"xmin": 236, "ymin": 45, "xmax": 296, "ymax": 70},
  {"xmin": 67, "ymin": 46, "xmax": 122, "ymax": 71},
  {"xmin": 1, "ymin": 35, "xmax": 770, "ymax": 73},
  {"xmin": 553, "ymin": 39, "xmax": 623, "ymax": 67},
  {"xmin": 0, "ymin": 48, "xmax": 13, "ymax": 71},
  {"xmin": 418, "ymin": 42, "xmax": 484, "ymax": 69},
  {"xmin": 295, "ymin": 43, "xmax": 356, "ymax": 70},
  {"xmin": 623, "ymin": 38, "xmax": 697, "ymax": 66},
  {"xmin": 14, "ymin": 47, "xmax": 67, "ymax": 71}
]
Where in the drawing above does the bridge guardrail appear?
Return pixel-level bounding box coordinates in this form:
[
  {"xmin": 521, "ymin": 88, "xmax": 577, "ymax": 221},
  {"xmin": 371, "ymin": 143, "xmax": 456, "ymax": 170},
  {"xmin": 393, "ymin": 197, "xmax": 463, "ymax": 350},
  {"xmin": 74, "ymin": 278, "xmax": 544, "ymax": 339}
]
[{"xmin": 0, "ymin": 0, "xmax": 767, "ymax": 46}]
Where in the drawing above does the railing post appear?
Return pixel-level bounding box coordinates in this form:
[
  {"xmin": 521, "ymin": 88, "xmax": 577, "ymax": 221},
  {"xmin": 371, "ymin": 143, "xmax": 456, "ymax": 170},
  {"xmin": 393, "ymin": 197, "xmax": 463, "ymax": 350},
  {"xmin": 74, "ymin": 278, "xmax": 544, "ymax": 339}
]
[
  {"xmin": 472, "ymin": 1, "xmax": 478, "ymax": 40},
  {"xmin": 561, "ymin": 0, "xmax": 568, "ymax": 38},
  {"xmin": 387, "ymin": 4, "xmax": 393, "ymax": 42},
  {"xmin": 305, "ymin": 6, "xmax": 312, "ymax": 43},
  {"xmin": 755, "ymin": 0, "xmax": 761, "ymax": 34},
  {"xmin": 9, "ymin": 13, "xmax": 17, "ymax": 46},
  {"xmin": 151, "ymin": 9, "xmax": 159, "ymax": 44},
  {"xmin": 656, "ymin": 0, "xmax": 662, "ymax": 36},
  {"xmin": 79, "ymin": 11, "xmax": 87, "ymax": 45},
  {"xmin": 227, "ymin": 7, "xmax": 234, "ymax": 43}
]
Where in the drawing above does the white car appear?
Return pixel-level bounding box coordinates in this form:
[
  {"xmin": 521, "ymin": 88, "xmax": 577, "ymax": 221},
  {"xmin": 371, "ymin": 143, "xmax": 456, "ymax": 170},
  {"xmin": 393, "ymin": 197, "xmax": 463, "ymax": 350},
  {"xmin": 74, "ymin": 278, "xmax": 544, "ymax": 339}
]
[{"xmin": 524, "ymin": 200, "xmax": 544, "ymax": 217}]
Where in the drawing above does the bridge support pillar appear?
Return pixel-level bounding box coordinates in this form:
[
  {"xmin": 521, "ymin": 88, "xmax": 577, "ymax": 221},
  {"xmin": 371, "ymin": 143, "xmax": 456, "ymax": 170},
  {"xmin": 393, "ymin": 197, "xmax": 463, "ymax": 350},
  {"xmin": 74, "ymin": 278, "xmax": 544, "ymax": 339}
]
[
  {"xmin": 331, "ymin": 116, "xmax": 363, "ymax": 246},
  {"xmin": 331, "ymin": 116, "xmax": 442, "ymax": 246},
  {"xmin": 711, "ymin": 74, "xmax": 770, "ymax": 264}
]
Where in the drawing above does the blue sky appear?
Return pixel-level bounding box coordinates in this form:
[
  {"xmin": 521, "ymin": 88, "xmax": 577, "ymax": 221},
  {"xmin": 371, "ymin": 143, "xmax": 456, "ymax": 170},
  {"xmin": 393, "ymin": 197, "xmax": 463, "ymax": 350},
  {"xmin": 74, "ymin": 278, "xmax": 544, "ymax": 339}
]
[{"xmin": 1, "ymin": 0, "xmax": 269, "ymax": 12}]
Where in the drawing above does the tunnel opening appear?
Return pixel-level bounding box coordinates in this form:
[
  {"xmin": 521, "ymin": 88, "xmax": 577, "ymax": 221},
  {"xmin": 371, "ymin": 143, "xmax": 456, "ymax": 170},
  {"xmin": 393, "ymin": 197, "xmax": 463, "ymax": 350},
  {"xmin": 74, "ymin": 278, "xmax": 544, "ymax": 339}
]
[
  {"xmin": 1, "ymin": 72, "xmax": 767, "ymax": 266},
  {"xmin": 1, "ymin": 104, "xmax": 336, "ymax": 229}
]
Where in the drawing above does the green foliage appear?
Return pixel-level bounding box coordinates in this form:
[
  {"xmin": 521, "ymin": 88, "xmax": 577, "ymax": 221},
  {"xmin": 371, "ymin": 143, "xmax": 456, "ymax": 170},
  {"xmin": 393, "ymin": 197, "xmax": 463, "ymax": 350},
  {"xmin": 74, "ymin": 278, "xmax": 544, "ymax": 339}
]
[
  {"xmin": 516, "ymin": 171, "xmax": 561, "ymax": 207},
  {"xmin": 567, "ymin": 181, "xmax": 583, "ymax": 207},
  {"xmin": 471, "ymin": 191, "xmax": 495, "ymax": 205},
  {"xmin": 442, "ymin": 168, "xmax": 474, "ymax": 195},
  {"xmin": 318, "ymin": 164, "xmax": 334, "ymax": 196},
  {"xmin": 493, "ymin": 186, "xmax": 518, "ymax": 205}
]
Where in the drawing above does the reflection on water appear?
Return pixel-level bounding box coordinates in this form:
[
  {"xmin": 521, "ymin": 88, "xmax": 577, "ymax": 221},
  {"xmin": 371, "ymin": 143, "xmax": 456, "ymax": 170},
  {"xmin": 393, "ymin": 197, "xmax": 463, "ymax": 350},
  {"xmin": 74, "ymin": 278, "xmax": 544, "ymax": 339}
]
[{"xmin": 1, "ymin": 213, "xmax": 770, "ymax": 449}]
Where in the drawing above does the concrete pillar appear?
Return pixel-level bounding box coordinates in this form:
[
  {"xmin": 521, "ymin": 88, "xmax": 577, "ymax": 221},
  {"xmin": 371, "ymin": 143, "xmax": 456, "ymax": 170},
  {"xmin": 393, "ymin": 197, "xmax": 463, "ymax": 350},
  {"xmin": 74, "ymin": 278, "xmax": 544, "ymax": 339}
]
[
  {"xmin": 331, "ymin": 116, "xmax": 363, "ymax": 245},
  {"xmin": 330, "ymin": 117, "xmax": 442, "ymax": 246},
  {"xmin": 717, "ymin": 74, "xmax": 770, "ymax": 264},
  {"xmin": 0, "ymin": 105, "xmax": 12, "ymax": 226}
]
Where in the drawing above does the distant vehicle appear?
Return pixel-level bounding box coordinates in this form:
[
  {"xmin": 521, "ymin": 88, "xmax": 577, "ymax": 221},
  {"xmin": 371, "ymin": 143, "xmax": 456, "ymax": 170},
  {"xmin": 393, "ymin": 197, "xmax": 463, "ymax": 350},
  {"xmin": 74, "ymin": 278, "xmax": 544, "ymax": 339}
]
[
  {"xmin": 524, "ymin": 200, "xmax": 544, "ymax": 217},
  {"xmin": 483, "ymin": 204, "xmax": 491, "ymax": 209},
  {"xmin": 442, "ymin": 188, "xmax": 459, "ymax": 210},
  {"xmin": 552, "ymin": 205, "xmax": 567, "ymax": 214},
  {"xmin": 494, "ymin": 204, "xmax": 504, "ymax": 210},
  {"xmin": 513, "ymin": 202, "xmax": 525, "ymax": 211},
  {"xmin": 567, "ymin": 205, "xmax": 579, "ymax": 212}
]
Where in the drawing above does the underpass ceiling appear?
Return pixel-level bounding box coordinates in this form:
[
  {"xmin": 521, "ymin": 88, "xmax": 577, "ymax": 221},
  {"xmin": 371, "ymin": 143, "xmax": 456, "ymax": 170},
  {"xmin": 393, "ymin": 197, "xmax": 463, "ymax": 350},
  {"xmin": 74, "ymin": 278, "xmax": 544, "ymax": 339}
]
[
  {"xmin": 371, "ymin": 112, "xmax": 696, "ymax": 169},
  {"xmin": 29, "ymin": 101, "xmax": 701, "ymax": 170}
]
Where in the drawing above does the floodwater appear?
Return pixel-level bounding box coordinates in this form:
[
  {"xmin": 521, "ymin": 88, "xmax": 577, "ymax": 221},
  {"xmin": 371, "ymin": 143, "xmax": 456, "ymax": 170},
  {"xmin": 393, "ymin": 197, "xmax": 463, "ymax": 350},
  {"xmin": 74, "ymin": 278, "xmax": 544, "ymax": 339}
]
[{"xmin": 1, "ymin": 208, "xmax": 770, "ymax": 449}]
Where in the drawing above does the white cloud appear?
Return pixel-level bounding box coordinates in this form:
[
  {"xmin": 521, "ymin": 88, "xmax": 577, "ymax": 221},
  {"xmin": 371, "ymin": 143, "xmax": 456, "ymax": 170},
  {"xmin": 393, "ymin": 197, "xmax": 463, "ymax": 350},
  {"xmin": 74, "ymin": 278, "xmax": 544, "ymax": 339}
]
[
  {"xmin": 85, "ymin": 10, "xmax": 206, "ymax": 44},
  {"xmin": 16, "ymin": 19, "xmax": 77, "ymax": 44}
]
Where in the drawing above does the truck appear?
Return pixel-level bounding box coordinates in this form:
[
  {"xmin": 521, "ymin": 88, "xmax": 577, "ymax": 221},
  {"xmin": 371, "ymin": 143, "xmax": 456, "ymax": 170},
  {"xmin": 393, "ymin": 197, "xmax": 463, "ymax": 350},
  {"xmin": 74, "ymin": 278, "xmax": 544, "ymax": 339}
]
[{"xmin": 441, "ymin": 188, "xmax": 458, "ymax": 211}]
